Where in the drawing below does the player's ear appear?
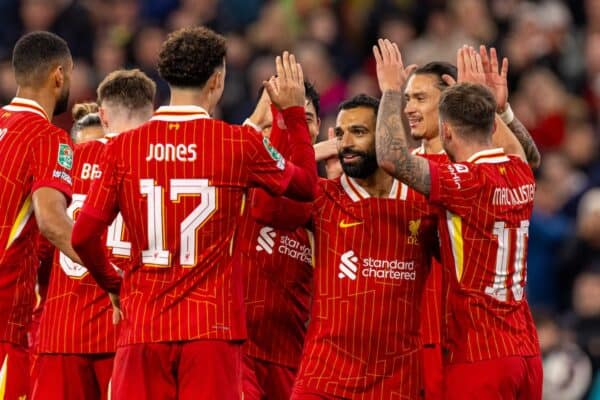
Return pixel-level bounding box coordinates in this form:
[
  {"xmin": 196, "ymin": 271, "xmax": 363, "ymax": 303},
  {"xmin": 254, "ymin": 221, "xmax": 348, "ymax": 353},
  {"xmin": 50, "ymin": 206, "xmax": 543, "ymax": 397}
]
[
  {"xmin": 98, "ymin": 107, "xmax": 109, "ymax": 129},
  {"xmin": 52, "ymin": 65, "xmax": 64, "ymax": 89}
]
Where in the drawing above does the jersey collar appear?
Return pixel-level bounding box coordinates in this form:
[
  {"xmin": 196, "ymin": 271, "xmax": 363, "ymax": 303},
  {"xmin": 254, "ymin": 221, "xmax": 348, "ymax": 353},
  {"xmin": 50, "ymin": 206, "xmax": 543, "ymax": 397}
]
[
  {"xmin": 151, "ymin": 105, "xmax": 210, "ymax": 122},
  {"xmin": 340, "ymin": 174, "xmax": 407, "ymax": 202},
  {"xmin": 412, "ymin": 144, "xmax": 446, "ymax": 155},
  {"xmin": 3, "ymin": 97, "xmax": 49, "ymax": 120},
  {"xmin": 467, "ymin": 148, "xmax": 510, "ymax": 164}
]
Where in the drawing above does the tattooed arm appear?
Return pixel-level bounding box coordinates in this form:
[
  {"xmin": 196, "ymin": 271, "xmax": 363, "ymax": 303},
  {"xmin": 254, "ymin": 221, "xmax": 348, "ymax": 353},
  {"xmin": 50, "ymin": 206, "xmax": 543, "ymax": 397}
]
[
  {"xmin": 376, "ymin": 89, "xmax": 431, "ymax": 196},
  {"xmin": 506, "ymin": 114, "xmax": 540, "ymax": 168},
  {"xmin": 477, "ymin": 45, "xmax": 541, "ymax": 168}
]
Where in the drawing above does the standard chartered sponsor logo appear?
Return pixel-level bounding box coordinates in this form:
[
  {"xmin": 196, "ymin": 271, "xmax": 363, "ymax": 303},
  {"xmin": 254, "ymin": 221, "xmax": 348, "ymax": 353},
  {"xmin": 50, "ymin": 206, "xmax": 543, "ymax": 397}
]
[
  {"xmin": 256, "ymin": 226, "xmax": 311, "ymax": 264},
  {"xmin": 338, "ymin": 250, "xmax": 416, "ymax": 281},
  {"xmin": 338, "ymin": 250, "xmax": 358, "ymax": 280},
  {"xmin": 256, "ymin": 226, "xmax": 276, "ymax": 254}
]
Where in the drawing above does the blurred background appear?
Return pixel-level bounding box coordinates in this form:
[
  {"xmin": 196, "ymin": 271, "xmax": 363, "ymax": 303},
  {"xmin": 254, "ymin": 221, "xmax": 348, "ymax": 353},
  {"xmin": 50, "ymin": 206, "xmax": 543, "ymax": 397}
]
[{"xmin": 0, "ymin": 0, "xmax": 598, "ymax": 398}]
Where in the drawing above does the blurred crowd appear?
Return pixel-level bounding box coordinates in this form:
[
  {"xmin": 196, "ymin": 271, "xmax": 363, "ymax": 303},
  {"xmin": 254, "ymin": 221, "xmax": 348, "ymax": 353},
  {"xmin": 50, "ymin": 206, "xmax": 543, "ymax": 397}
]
[{"xmin": 0, "ymin": 0, "xmax": 599, "ymax": 398}]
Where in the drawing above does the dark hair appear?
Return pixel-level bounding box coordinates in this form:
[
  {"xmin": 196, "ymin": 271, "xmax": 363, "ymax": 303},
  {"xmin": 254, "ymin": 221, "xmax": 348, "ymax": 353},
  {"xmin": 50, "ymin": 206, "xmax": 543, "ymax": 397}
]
[
  {"xmin": 413, "ymin": 62, "xmax": 457, "ymax": 91},
  {"xmin": 158, "ymin": 27, "xmax": 226, "ymax": 88},
  {"xmin": 304, "ymin": 81, "xmax": 320, "ymax": 117},
  {"xmin": 438, "ymin": 83, "xmax": 496, "ymax": 141},
  {"xmin": 97, "ymin": 68, "xmax": 156, "ymax": 110},
  {"xmin": 256, "ymin": 80, "xmax": 321, "ymax": 117},
  {"xmin": 12, "ymin": 31, "xmax": 71, "ymax": 86},
  {"xmin": 338, "ymin": 94, "xmax": 380, "ymax": 115}
]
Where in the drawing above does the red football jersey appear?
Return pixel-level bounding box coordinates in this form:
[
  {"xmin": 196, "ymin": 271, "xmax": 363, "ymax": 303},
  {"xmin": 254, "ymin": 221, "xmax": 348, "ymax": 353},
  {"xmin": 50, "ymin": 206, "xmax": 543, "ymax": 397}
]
[
  {"xmin": 81, "ymin": 105, "xmax": 313, "ymax": 345},
  {"xmin": 239, "ymin": 200, "xmax": 313, "ymax": 368},
  {"xmin": 293, "ymin": 175, "xmax": 438, "ymax": 399},
  {"xmin": 413, "ymin": 149, "xmax": 448, "ymax": 345},
  {"xmin": 428, "ymin": 148, "xmax": 540, "ymax": 364},
  {"xmin": 38, "ymin": 137, "xmax": 129, "ymax": 354},
  {"xmin": 0, "ymin": 98, "xmax": 73, "ymax": 346}
]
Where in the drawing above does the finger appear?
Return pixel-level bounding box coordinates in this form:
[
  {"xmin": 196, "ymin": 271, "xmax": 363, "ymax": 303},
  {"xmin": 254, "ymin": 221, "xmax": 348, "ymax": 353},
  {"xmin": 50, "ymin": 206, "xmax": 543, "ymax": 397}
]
[
  {"xmin": 456, "ymin": 48, "xmax": 465, "ymax": 80},
  {"xmin": 490, "ymin": 47, "xmax": 499, "ymax": 74},
  {"xmin": 469, "ymin": 47, "xmax": 478, "ymax": 72},
  {"xmin": 296, "ymin": 62, "xmax": 304, "ymax": 86},
  {"xmin": 275, "ymin": 56, "xmax": 284, "ymax": 82},
  {"xmin": 281, "ymin": 51, "xmax": 291, "ymax": 80},
  {"xmin": 393, "ymin": 42, "xmax": 402, "ymax": 66},
  {"xmin": 379, "ymin": 38, "xmax": 391, "ymax": 63},
  {"xmin": 479, "ymin": 45, "xmax": 490, "ymax": 73},
  {"xmin": 475, "ymin": 53, "xmax": 484, "ymax": 74},
  {"xmin": 289, "ymin": 53, "xmax": 298, "ymax": 82},
  {"xmin": 328, "ymin": 126, "xmax": 335, "ymax": 139},
  {"xmin": 501, "ymin": 57, "xmax": 509, "ymax": 79},
  {"xmin": 442, "ymin": 74, "xmax": 456, "ymax": 86},
  {"xmin": 373, "ymin": 44, "xmax": 383, "ymax": 65},
  {"xmin": 263, "ymin": 78, "xmax": 277, "ymax": 101},
  {"xmin": 406, "ymin": 63, "xmax": 418, "ymax": 76}
]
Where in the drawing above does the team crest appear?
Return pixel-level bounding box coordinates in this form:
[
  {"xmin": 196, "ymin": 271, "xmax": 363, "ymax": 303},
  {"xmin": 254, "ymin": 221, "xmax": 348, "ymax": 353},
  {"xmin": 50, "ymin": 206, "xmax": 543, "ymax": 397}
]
[
  {"xmin": 408, "ymin": 219, "xmax": 420, "ymax": 245},
  {"xmin": 263, "ymin": 137, "xmax": 285, "ymax": 170},
  {"xmin": 58, "ymin": 143, "xmax": 73, "ymax": 170}
]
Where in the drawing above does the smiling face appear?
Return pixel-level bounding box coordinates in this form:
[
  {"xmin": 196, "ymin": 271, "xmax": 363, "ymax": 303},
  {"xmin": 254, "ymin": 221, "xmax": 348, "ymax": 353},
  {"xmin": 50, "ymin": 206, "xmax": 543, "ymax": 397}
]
[
  {"xmin": 334, "ymin": 106, "xmax": 378, "ymax": 179},
  {"xmin": 404, "ymin": 73, "xmax": 443, "ymax": 141}
]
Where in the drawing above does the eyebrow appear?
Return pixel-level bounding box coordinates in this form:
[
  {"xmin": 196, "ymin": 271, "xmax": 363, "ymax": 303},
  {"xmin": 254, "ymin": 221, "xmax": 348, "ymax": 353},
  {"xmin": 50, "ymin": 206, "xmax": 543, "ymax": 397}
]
[{"xmin": 405, "ymin": 91, "xmax": 427, "ymax": 97}]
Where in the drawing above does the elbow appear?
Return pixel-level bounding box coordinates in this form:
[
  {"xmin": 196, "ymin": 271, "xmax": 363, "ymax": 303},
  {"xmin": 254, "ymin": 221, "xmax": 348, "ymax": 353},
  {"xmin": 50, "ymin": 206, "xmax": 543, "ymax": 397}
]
[
  {"xmin": 37, "ymin": 214, "xmax": 62, "ymax": 246},
  {"xmin": 530, "ymin": 152, "xmax": 541, "ymax": 170}
]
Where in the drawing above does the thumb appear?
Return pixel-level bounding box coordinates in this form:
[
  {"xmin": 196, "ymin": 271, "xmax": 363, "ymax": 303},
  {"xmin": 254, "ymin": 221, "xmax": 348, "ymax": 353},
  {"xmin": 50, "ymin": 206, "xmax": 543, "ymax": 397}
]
[
  {"xmin": 263, "ymin": 79, "xmax": 277, "ymax": 102},
  {"xmin": 442, "ymin": 74, "xmax": 457, "ymax": 86},
  {"xmin": 405, "ymin": 64, "xmax": 418, "ymax": 76},
  {"xmin": 327, "ymin": 127, "xmax": 335, "ymax": 140}
]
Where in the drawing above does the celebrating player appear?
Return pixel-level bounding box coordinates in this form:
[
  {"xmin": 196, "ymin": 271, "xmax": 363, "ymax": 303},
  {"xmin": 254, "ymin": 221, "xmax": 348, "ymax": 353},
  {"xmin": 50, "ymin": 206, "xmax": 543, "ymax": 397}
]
[
  {"xmin": 71, "ymin": 27, "xmax": 317, "ymax": 399},
  {"xmin": 374, "ymin": 39, "xmax": 542, "ymax": 399},
  {"xmin": 0, "ymin": 31, "xmax": 77, "ymax": 399},
  {"xmin": 33, "ymin": 69, "xmax": 156, "ymax": 400},
  {"xmin": 240, "ymin": 82, "xmax": 321, "ymax": 400},
  {"xmin": 252, "ymin": 94, "xmax": 439, "ymax": 399},
  {"xmin": 405, "ymin": 47, "xmax": 540, "ymax": 399}
]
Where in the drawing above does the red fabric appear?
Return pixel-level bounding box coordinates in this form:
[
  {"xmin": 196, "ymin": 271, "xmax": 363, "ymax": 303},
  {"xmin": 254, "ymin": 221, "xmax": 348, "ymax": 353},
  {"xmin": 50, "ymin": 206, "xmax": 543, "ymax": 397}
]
[
  {"xmin": 77, "ymin": 106, "xmax": 315, "ymax": 346},
  {"xmin": 240, "ymin": 214, "xmax": 312, "ymax": 368},
  {"xmin": 31, "ymin": 353, "xmax": 113, "ymax": 400},
  {"xmin": 0, "ymin": 102, "xmax": 73, "ymax": 346},
  {"xmin": 422, "ymin": 344, "xmax": 443, "ymax": 400},
  {"xmin": 291, "ymin": 177, "xmax": 437, "ymax": 399},
  {"xmin": 39, "ymin": 139, "xmax": 125, "ymax": 354},
  {"xmin": 242, "ymin": 354, "xmax": 296, "ymax": 400},
  {"xmin": 290, "ymin": 387, "xmax": 347, "ymax": 400},
  {"xmin": 71, "ymin": 211, "xmax": 122, "ymax": 294},
  {"xmin": 428, "ymin": 152, "xmax": 540, "ymax": 364},
  {"xmin": 111, "ymin": 341, "xmax": 242, "ymax": 400},
  {"xmin": 444, "ymin": 355, "xmax": 542, "ymax": 400},
  {"xmin": 0, "ymin": 342, "xmax": 29, "ymax": 399}
]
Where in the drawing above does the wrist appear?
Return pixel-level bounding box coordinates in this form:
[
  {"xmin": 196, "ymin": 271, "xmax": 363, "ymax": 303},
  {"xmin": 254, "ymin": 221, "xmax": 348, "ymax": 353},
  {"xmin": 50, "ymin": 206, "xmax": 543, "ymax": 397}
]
[
  {"xmin": 243, "ymin": 118, "xmax": 262, "ymax": 132},
  {"xmin": 498, "ymin": 103, "xmax": 514, "ymax": 124}
]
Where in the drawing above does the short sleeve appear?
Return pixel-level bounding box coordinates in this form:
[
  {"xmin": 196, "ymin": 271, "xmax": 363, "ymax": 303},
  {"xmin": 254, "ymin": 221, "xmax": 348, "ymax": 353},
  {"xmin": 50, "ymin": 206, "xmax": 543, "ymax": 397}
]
[
  {"xmin": 80, "ymin": 139, "xmax": 121, "ymax": 223},
  {"xmin": 428, "ymin": 159, "xmax": 484, "ymax": 212},
  {"xmin": 30, "ymin": 129, "xmax": 74, "ymax": 200},
  {"xmin": 242, "ymin": 126, "xmax": 294, "ymax": 196}
]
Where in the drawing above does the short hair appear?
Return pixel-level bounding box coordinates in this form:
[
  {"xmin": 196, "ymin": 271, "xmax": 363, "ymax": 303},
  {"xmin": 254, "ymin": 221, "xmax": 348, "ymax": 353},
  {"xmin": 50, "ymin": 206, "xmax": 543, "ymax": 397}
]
[
  {"xmin": 338, "ymin": 94, "xmax": 380, "ymax": 115},
  {"xmin": 304, "ymin": 81, "xmax": 320, "ymax": 118},
  {"xmin": 71, "ymin": 102, "xmax": 101, "ymax": 138},
  {"xmin": 413, "ymin": 62, "xmax": 457, "ymax": 91},
  {"xmin": 12, "ymin": 31, "xmax": 71, "ymax": 86},
  {"xmin": 158, "ymin": 27, "xmax": 226, "ymax": 89},
  {"xmin": 97, "ymin": 69, "xmax": 156, "ymax": 110},
  {"xmin": 438, "ymin": 83, "xmax": 496, "ymax": 141}
]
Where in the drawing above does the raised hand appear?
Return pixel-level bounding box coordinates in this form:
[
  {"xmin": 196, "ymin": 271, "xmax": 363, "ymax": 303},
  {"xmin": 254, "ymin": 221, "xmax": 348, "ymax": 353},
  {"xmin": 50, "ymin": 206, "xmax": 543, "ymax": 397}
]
[
  {"xmin": 456, "ymin": 45, "xmax": 486, "ymax": 85},
  {"xmin": 479, "ymin": 46, "xmax": 509, "ymax": 113},
  {"xmin": 373, "ymin": 38, "xmax": 417, "ymax": 92},
  {"xmin": 263, "ymin": 51, "xmax": 306, "ymax": 110}
]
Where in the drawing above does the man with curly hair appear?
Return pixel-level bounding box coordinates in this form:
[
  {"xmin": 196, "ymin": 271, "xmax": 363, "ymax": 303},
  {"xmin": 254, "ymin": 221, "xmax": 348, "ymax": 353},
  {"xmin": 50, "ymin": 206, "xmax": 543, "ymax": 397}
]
[{"xmin": 71, "ymin": 27, "xmax": 318, "ymax": 399}]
